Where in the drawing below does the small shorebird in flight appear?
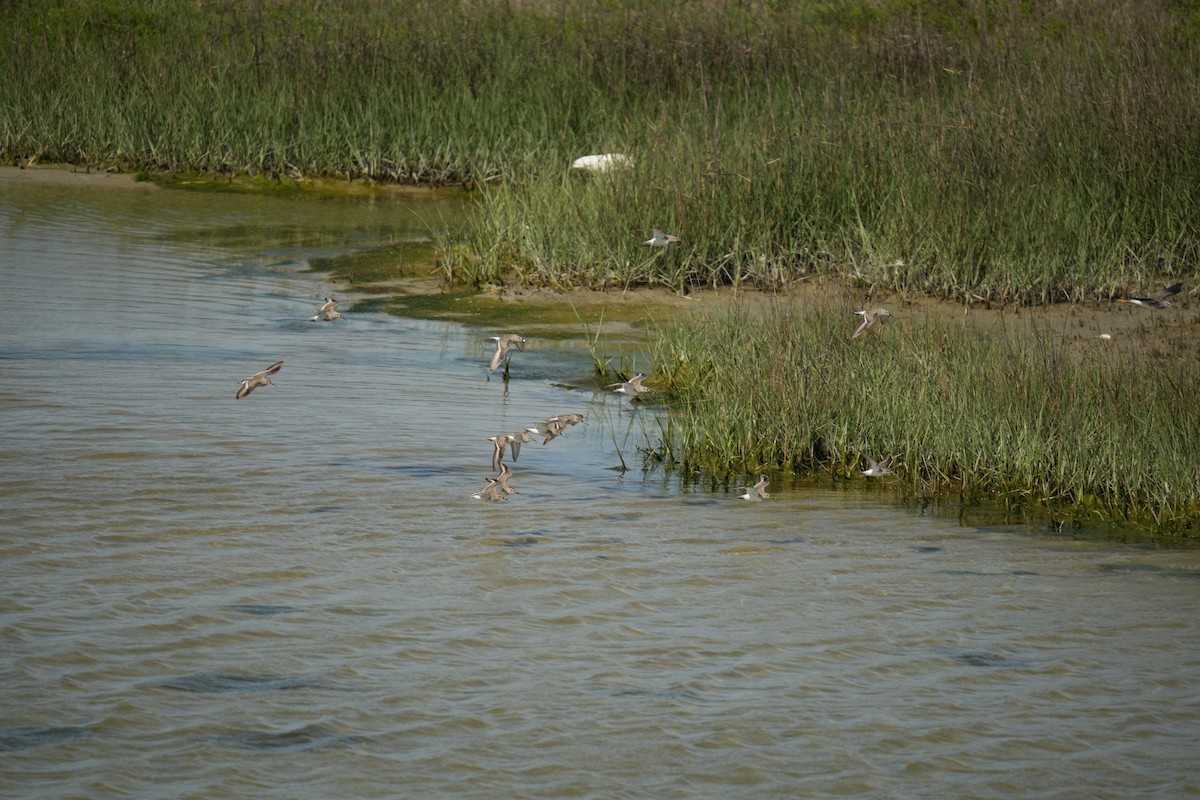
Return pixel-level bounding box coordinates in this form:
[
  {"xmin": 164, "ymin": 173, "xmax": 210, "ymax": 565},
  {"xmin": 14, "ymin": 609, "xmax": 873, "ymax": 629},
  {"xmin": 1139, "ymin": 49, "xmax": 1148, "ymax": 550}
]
[
  {"xmin": 493, "ymin": 462, "xmax": 517, "ymax": 495},
  {"xmin": 488, "ymin": 434, "xmax": 516, "ymax": 471},
  {"xmin": 738, "ymin": 474, "xmax": 771, "ymax": 500},
  {"xmin": 527, "ymin": 417, "xmax": 566, "ymax": 445},
  {"xmin": 851, "ymin": 307, "xmax": 891, "ymax": 339},
  {"xmin": 310, "ymin": 298, "xmax": 342, "ymax": 322},
  {"xmin": 488, "ymin": 333, "xmax": 527, "ymax": 378},
  {"xmin": 236, "ymin": 361, "xmax": 283, "ymax": 399},
  {"xmin": 608, "ymin": 372, "xmax": 651, "ymax": 400},
  {"xmin": 643, "ymin": 229, "xmax": 679, "ymax": 248},
  {"xmin": 509, "ymin": 430, "xmax": 535, "ymax": 460},
  {"xmin": 470, "ymin": 478, "xmax": 506, "ymax": 502},
  {"xmin": 1117, "ymin": 283, "xmax": 1183, "ymax": 309},
  {"xmin": 862, "ymin": 454, "xmax": 893, "ymax": 477}
]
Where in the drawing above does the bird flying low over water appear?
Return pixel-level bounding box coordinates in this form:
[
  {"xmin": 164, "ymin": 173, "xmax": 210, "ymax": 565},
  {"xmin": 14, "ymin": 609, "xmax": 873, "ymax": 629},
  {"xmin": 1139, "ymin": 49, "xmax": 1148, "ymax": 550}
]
[
  {"xmin": 488, "ymin": 333, "xmax": 527, "ymax": 376},
  {"xmin": 1117, "ymin": 283, "xmax": 1183, "ymax": 309},
  {"xmin": 235, "ymin": 360, "xmax": 283, "ymax": 399},
  {"xmin": 310, "ymin": 298, "xmax": 342, "ymax": 322},
  {"xmin": 525, "ymin": 413, "xmax": 583, "ymax": 445},
  {"xmin": 862, "ymin": 454, "xmax": 893, "ymax": 477},
  {"xmin": 608, "ymin": 372, "xmax": 651, "ymax": 399},
  {"xmin": 851, "ymin": 307, "xmax": 891, "ymax": 339},
  {"xmin": 488, "ymin": 434, "xmax": 516, "ymax": 471},
  {"xmin": 493, "ymin": 462, "xmax": 517, "ymax": 495},
  {"xmin": 738, "ymin": 474, "xmax": 771, "ymax": 500},
  {"xmin": 527, "ymin": 417, "xmax": 566, "ymax": 445},
  {"xmin": 470, "ymin": 477, "xmax": 507, "ymax": 502},
  {"xmin": 643, "ymin": 229, "xmax": 679, "ymax": 247},
  {"xmin": 509, "ymin": 430, "xmax": 535, "ymax": 460}
]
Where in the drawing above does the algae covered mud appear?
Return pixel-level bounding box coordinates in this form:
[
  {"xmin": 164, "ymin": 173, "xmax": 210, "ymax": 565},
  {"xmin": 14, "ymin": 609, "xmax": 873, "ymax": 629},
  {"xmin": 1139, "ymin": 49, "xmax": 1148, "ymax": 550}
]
[{"xmin": 4, "ymin": 161, "xmax": 1200, "ymax": 800}]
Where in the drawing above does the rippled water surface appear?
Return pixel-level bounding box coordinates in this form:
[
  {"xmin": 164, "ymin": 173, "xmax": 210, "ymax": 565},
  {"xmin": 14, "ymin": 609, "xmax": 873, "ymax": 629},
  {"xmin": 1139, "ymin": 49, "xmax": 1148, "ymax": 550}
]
[{"xmin": 2, "ymin": 170, "xmax": 1199, "ymax": 799}]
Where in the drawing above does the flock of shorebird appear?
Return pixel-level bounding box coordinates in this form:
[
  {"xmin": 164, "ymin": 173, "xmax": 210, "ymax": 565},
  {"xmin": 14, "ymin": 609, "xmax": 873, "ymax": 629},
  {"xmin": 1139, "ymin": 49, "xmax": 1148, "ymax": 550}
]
[
  {"xmin": 231, "ymin": 296, "xmax": 647, "ymax": 502},
  {"xmin": 474, "ymin": 412, "xmax": 587, "ymax": 501},
  {"xmin": 235, "ymin": 268, "xmax": 1185, "ymax": 501},
  {"xmin": 472, "ymin": 332, "xmax": 658, "ymax": 501}
]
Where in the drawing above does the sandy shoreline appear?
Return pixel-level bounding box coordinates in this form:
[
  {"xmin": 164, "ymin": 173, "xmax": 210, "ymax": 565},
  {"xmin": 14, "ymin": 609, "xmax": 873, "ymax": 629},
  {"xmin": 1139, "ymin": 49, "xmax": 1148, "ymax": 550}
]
[{"xmin": 0, "ymin": 163, "xmax": 157, "ymax": 189}]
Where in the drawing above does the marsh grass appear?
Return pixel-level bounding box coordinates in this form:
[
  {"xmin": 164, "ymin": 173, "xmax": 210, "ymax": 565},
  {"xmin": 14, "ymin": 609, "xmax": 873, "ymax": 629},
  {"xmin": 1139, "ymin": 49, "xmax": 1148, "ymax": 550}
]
[
  {"xmin": 447, "ymin": 1, "xmax": 1200, "ymax": 302},
  {"xmin": 635, "ymin": 302, "xmax": 1200, "ymax": 531},
  {"xmin": 5, "ymin": 1, "xmax": 1198, "ymax": 302}
]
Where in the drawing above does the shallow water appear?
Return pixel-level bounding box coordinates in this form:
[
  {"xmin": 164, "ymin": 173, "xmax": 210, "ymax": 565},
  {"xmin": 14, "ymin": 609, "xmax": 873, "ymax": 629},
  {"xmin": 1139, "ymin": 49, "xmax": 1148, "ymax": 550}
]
[{"xmin": 2, "ymin": 171, "xmax": 1199, "ymax": 799}]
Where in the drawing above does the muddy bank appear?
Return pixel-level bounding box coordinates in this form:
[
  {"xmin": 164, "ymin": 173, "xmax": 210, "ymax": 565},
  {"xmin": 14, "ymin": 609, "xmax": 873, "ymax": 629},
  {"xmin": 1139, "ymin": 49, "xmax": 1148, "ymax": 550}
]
[
  {"xmin": 343, "ymin": 270, "xmax": 1200, "ymax": 359},
  {"xmin": 0, "ymin": 163, "xmax": 460, "ymax": 198},
  {"xmin": 0, "ymin": 163, "xmax": 156, "ymax": 189},
  {"xmin": 7, "ymin": 163, "xmax": 1196, "ymax": 353}
]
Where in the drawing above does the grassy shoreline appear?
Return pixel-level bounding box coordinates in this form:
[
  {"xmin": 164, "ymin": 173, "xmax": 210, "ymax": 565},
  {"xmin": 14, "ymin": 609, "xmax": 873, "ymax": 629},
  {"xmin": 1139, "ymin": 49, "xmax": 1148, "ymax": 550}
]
[
  {"xmin": 633, "ymin": 298, "xmax": 1200, "ymax": 533},
  {"xmin": 9, "ymin": 161, "xmax": 1198, "ymax": 531},
  {"xmin": 5, "ymin": 0, "xmax": 1199, "ymax": 302},
  {"xmin": 7, "ymin": 1, "xmax": 1200, "ymax": 530}
]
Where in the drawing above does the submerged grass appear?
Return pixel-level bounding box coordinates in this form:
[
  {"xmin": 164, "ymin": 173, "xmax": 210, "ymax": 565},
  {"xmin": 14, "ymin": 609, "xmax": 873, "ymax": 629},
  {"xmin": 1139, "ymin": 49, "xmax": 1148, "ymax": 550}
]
[{"xmin": 635, "ymin": 302, "xmax": 1200, "ymax": 532}]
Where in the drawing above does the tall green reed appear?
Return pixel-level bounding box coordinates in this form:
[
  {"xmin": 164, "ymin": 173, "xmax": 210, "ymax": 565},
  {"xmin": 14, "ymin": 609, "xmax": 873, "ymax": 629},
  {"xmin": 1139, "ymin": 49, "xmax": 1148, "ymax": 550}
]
[
  {"xmin": 3, "ymin": 1, "xmax": 1198, "ymax": 301},
  {"xmin": 640, "ymin": 301, "xmax": 1200, "ymax": 530}
]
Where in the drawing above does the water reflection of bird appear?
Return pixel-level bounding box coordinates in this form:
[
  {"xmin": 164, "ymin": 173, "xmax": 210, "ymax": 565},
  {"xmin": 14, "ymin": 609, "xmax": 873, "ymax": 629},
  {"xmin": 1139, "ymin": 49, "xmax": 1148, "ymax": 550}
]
[
  {"xmin": 851, "ymin": 307, "xmax": 891, "ymax": 339},
  {"xmin": 488, "ymin": 333, "xmax": 526, "ymax": 377},
  {"xmin": 643, "ymin": 229, "xmax": 679, "ymax": 248},
  {"xmin": 1117, "ymin": 282, "xmax": 1183, "ymax": 309},
  {"xmin": 738, "ymin": 474, "xmax": 771, "ymax": 500},
  {"xmin": 235, "ymin": 360, "xmax": 283, "ymax": 399},
  {"xmin": 309, "ymin": 297, "xmax": 342, "ymax": 321},
  {"xmin": 862, "ymin": 454, "xmax": 893, "ymax": 477}
]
